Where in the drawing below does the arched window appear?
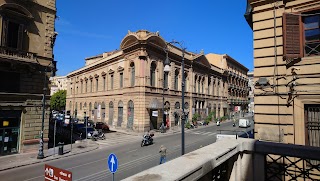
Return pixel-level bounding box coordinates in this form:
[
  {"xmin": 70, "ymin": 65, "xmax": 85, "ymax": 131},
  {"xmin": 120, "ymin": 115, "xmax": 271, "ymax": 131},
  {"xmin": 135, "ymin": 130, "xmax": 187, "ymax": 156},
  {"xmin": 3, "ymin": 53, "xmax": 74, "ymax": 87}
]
[
  {"xmin": 194, "ymin": 75, "xmax": 197, "ymax": 92},
  {"xmin": 175, "ymin": 102, "xmax": 180, "ymax": 109},
  {"xmin": 130, "ymin": 62, "xmax": 135, "ymax": 86},
  {"xmin": 164, "ymin": 72, "xmax": 169, "ymax": 89},
  {"xmin": 69, "ymin": 101, "xmax": 72, "ymax": 110},
  {"xmin": 174, "ymin": 69, "xmax": 179, "ymax": 90},
  {"xmin": 150, "ymin": 62, "xmax": 156, "ymax": 87}
]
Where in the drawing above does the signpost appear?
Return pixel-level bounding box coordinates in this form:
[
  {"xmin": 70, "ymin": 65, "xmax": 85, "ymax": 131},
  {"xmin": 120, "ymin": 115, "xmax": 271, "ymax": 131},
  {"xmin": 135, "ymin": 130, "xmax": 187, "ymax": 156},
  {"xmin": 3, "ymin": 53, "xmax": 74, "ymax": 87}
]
[
  {"xmin": 108, "ymin": 153, "xmax": 118, "ymax": 181},
  {"xmin": 45, "ymin": 164, "xmax": 72, "ymax": 181}
]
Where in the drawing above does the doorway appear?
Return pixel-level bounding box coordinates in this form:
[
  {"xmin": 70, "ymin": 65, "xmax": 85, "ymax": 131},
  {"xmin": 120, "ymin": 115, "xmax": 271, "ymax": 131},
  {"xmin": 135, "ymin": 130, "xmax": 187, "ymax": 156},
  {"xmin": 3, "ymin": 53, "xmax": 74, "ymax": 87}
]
[{"xmin": 0, "ymin": 110, "xmax": 21, "ymax": 156}]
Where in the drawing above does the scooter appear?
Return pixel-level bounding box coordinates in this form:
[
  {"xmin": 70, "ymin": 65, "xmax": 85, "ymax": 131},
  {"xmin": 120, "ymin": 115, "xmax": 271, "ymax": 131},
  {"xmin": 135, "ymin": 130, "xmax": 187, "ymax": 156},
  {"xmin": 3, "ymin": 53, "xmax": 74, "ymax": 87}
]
[
  {"xmin": 141, "ymin": 133, "xmax": 154, "ymax": 147},
  {"xmin": 216, "ymin": 120, "xmax": 220, "ymax": 126},
  {"xmin": 91, "ymin": 131, "xmax": 106, "ymax": 141}
]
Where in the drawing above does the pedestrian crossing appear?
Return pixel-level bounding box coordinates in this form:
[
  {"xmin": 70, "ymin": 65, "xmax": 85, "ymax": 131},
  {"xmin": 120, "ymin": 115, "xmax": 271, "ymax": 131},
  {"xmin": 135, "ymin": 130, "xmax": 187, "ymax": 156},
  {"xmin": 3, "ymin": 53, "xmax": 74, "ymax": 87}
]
[
  {"xmin": 96, "ymin": 133, "xmax": 141, "ymax": 147},
  {"xmin": 185, "ymin": 130, "xmax": 216, "ymax": 136}
]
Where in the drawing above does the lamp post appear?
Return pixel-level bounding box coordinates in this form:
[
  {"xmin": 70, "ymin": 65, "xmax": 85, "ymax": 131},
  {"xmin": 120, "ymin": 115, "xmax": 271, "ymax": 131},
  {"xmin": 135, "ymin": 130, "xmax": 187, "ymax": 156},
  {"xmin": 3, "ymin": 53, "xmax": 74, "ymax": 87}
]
[
  {"xmin": 37, "ymin": 63, "xmax": 54, "ymax": 159},
  {"xmin": 168, "ymin": 40, "xmax": 186, "ymax": 155},
  {"xmin": 162, "ymin": 47, "xmax": 171, "ymax": 133}
]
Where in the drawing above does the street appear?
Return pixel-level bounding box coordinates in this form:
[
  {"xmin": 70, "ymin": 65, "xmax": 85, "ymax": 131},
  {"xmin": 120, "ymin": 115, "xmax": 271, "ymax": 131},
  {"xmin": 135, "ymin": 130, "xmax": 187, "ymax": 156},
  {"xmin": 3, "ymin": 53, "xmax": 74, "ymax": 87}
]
[{"xmin": 0, "ymin": 119, "xmax": 253, "ymax": 181}]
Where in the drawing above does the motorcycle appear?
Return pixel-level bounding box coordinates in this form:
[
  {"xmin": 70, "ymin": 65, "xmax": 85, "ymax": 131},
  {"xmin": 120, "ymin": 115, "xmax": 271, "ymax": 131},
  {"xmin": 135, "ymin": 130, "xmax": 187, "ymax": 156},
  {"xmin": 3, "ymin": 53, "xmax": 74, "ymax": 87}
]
[
  {"xmin": 141, "ymin": 133, "xmax": 154, "ymax": 147},
  {"xmin": 91, "ymin": 130, "xmax": 106, "ymax": 141}
]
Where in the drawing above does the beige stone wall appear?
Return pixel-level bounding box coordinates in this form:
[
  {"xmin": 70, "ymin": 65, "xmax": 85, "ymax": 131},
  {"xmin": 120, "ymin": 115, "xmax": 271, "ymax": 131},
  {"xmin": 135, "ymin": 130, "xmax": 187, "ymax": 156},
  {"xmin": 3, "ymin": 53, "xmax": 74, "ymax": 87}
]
[{"xmin": 250, "ymin": 0, "xmax": 320, "ymax": 145}]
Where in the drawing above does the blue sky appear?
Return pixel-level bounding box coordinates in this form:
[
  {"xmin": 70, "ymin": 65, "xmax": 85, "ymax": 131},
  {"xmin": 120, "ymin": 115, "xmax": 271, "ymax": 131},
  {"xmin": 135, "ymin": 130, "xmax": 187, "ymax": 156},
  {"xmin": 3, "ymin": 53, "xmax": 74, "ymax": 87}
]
[{"xmin": 54, "ymin": 0, "xmax": 253, "ymax": 76}]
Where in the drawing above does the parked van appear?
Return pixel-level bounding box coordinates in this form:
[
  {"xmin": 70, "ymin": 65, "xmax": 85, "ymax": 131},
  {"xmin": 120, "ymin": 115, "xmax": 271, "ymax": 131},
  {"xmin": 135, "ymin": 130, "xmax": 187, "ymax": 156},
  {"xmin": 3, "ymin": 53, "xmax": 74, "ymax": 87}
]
[{"xmin": 238, "ymin": 118, "xmax": 250, "ymax": 128}]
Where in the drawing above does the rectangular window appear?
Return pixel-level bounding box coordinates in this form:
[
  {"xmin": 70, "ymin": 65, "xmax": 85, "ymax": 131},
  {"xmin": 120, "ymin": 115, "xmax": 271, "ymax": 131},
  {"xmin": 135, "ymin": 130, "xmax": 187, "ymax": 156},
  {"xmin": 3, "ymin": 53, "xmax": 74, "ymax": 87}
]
[
  {"xmin": 103, "ymin": 77, "xmax": 106, "ymax": 91},
  {"xmin": 96, "ymin": 78, "xmax": 98, "ymax": 92},
  {"xmin": 120, "ymin": 73, "xmax": 123, "ymax": 88},
  {"xmin": 198, "ymin": 81, "xmax": 200, "ymax": 93},
  {"xmin": 111, "ymin": 74, "xmax": 114, "ymax": 90},
  {"xmin": 85, "ymin": 81, "xmax": 87, "ymax": 93},
  {"xmin": 76, "ymin": 86, "xmax": 78, "ymax": 94},
  {"xmin": 194, "ymin": 80, "xmax": 196, "ymax": 92},
  {"xmin": 304, "ymin": 13, "xmax": 320, "ymax": 56},
  {"xmin": 174, "ymin": 74, "xmax": 178, "ymax": 90},
  {"xmin": 3, "ymin": 20, "xmax": 24, "ymax": 49}
]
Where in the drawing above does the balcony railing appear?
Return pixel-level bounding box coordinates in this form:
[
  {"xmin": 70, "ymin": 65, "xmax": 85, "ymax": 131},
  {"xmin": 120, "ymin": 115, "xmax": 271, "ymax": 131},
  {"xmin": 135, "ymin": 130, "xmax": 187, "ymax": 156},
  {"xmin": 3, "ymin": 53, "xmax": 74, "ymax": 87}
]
[
  {"xmin": 125, "ymin": 139, "xmax": 320, "ymax": 181},
  {"xmin": 0, "ymin": 46, "xmax": 37, "ymax": 61}
]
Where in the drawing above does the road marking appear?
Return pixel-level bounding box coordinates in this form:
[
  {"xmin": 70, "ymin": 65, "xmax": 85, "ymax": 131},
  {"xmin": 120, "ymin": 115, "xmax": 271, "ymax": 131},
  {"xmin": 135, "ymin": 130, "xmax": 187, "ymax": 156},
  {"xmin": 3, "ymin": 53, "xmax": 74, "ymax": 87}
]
[{"xmin": 126, "ymin": 149, "xmax": 137, "ymax": 153}]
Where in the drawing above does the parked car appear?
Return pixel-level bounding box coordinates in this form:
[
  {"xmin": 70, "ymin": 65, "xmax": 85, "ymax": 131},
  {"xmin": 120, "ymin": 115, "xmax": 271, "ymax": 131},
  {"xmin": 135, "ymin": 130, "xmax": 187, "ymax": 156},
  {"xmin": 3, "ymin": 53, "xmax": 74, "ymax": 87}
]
[{"xmin": 95, "ymin": 122, "xmax": 110, "ymax": 131}]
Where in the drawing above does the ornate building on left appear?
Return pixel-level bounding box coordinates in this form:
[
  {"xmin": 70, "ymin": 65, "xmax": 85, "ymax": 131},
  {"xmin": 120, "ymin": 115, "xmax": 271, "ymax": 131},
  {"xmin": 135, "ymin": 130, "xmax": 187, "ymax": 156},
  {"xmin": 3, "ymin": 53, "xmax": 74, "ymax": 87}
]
[{"xmin": 0, "ymin": 0, "xmax": 57, "ymax": 155}]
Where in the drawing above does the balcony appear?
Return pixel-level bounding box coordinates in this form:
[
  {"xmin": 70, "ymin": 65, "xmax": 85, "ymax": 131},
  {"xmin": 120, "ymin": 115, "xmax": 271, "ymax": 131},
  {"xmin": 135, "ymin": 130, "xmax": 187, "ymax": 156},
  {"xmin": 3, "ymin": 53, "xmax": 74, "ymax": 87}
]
[
  {"xmin": 125, "ymin": 139, "xmax": 320, "ymax": 181},
  {"xmin": 0, "ymin": 46, "xmax": 37, "ymax": 62}
]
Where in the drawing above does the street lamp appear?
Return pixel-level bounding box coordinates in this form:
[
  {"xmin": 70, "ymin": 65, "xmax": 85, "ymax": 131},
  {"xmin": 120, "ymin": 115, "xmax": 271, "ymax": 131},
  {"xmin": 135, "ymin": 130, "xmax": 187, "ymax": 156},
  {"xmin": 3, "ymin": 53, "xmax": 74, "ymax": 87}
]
[
  {"xmin": 168, "ymin": 40, "xmax": 186, "ymax": 155},
  {"xmin": 37, "ymin": 63, "xmax": 54, "ymax": 159},
  {"xmin": 162, "ymin": 47, "xmax": 171, "ymax": 133}
]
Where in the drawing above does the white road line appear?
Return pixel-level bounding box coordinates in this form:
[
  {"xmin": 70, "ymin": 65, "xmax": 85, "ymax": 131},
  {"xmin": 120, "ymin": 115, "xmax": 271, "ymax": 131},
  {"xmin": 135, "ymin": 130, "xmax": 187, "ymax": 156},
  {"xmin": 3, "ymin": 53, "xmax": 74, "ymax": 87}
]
[{"xmin": 126, "ymin": 149, "xmax": 137, "ymax": 153}]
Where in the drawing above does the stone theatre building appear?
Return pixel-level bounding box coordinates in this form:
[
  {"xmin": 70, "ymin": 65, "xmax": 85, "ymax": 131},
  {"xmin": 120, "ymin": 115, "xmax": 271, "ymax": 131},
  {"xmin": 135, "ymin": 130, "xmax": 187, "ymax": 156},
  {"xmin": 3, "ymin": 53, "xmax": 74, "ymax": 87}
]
[
  {"xmin": 0, "ymin": 0, "xmax": 57, "ymax": 155},
  {"xmin": 66, "ymin": 30, "xmax": 249, "ymax": 132}
]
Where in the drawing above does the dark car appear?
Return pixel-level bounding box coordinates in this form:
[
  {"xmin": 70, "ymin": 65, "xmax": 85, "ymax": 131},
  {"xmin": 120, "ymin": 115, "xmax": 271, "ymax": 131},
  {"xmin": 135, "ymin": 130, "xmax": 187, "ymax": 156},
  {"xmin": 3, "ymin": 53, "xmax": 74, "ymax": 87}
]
[{"xmin": 95, "ymin": 122, "xmax": 110, "ymax": 131}]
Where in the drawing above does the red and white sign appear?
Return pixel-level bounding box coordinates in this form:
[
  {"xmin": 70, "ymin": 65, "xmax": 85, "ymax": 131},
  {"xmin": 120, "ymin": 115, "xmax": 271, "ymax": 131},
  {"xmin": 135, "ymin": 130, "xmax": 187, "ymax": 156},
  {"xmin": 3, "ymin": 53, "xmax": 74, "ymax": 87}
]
[
  {"xmin": 45, "ymin": 164, "xmax": 72, "ymax": 181},
  {"xmin": 234, "ymin": 106, "xmax": 241, "ymax": 111}
]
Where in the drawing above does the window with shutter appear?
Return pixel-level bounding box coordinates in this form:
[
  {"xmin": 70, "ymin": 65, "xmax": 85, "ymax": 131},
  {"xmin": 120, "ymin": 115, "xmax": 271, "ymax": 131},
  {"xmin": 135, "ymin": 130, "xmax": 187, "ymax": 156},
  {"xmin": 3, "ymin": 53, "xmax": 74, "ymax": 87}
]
[{"xmin": 283, "ymin": 13, "xmax": 303, "ymax": 65}]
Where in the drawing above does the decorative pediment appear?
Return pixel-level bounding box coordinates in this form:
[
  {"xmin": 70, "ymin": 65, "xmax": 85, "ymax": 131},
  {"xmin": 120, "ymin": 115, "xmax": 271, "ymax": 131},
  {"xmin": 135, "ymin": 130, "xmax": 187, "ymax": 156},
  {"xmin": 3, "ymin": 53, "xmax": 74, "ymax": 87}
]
[
  {"xmin": 94, "ymin": 74, "xmax": 99, "ymax": 78},
  {"xmin": 117, "ymin": 66, "xmax": 124, "ymax": 72},
  {"xmin": 101, "ymin": 71, "xmax": 106, "ymax": 76},
  {"xmin": 89, "ymin": 75, "xmax": 93, "ymax": 79},
  {"xmin": 84, "ymin": 77, "xmax": 88, "ymax": 81},
  {"xmin": 108, "ymin": 69, "xmax": 115, "ymax": 74}
]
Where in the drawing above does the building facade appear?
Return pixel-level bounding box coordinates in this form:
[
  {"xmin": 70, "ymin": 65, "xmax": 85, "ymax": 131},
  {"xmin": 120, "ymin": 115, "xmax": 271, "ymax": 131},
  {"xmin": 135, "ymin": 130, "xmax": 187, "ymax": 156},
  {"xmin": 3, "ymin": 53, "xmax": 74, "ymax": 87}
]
[
  {"xmin": 66, "ymin": 30, "xmax": 249, "ymax": 132},
  {"xmin": 245, "ymin": 0, "xmax": 320, "ymax": 146},
  {"xmin": 50, "ymin": 75, "xmax": 67, "ymax": 96},
  {"xmin": 0, "ymin": 0, "xmax": 57, "ymax": 155}
]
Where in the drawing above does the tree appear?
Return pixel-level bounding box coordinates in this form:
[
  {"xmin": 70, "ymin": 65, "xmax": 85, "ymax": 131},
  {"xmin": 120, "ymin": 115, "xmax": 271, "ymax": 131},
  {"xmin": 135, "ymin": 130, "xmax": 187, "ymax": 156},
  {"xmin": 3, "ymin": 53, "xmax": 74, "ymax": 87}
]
[{"xmin": 50, "ymin": 90, "xmax": 66, "ymax": 111}]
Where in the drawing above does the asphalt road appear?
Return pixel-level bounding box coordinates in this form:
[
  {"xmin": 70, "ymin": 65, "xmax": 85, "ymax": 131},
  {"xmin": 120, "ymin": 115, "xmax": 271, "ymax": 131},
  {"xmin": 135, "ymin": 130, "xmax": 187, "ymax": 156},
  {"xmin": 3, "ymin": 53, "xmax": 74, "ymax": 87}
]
[{"xmin": 0, "ymin": 118, "xmax": 253, "ymax": 181}]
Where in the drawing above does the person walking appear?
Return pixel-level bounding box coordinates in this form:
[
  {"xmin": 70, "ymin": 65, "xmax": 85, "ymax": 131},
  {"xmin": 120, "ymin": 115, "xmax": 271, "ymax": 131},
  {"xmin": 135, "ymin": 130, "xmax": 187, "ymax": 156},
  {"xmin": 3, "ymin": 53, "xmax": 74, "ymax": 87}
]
[{"xmin": 159, "ymin": 145, "xmax": 167, "ymax": 164}]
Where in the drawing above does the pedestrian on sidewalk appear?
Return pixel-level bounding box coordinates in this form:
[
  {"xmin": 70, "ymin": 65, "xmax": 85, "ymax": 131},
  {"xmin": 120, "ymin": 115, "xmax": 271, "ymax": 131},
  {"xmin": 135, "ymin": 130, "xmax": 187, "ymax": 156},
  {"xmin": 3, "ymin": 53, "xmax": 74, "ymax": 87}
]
[{"xmin": 159, "ymin": 145, "xmax": 167, "ymax": 164}]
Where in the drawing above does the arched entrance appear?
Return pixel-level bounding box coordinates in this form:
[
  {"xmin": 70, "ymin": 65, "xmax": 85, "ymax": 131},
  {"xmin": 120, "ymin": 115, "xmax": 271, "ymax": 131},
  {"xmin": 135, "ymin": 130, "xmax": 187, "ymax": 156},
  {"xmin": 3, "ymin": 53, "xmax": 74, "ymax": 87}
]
[
  {"xmin": 117, "ymin": 101, "xmax": 123, "ymax": 127},
  {"xmin": 94, "ymin": 102, "xmax": 97, "ymax": 122},
  {"xmin": 108, "ymin": 101, "xmax": 114, "ymax": 126},
  {"xmin": 127, "ymin": 100, "xmax": 134, "ymax": 129}
]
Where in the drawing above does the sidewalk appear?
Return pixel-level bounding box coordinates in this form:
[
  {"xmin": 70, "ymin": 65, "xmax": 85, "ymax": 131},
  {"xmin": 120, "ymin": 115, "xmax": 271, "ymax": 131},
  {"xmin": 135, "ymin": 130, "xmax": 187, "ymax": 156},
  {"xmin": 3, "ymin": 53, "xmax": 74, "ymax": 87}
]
[{"xmin": 0, "ymin": 140, "xmax": 99, "ymax": 171}]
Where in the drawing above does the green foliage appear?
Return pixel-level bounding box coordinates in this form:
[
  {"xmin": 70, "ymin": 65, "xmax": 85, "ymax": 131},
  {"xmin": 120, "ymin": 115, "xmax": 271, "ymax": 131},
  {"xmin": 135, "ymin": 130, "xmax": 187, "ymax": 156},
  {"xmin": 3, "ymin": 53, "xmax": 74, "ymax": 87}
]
[
  {"xmin": 206, "ymin": 111, "xmax": 215, "ymax": 122},
  {"xmin": 50, "ymin": 90, "xmax": 66, "ymax": 111},
  {"xmin": 185, "ymin": 121, "xmax": 191, "ymax": 129},
  {"xmin": 192, "ymin": 113, "xmax": 200, "ymax": 122}
]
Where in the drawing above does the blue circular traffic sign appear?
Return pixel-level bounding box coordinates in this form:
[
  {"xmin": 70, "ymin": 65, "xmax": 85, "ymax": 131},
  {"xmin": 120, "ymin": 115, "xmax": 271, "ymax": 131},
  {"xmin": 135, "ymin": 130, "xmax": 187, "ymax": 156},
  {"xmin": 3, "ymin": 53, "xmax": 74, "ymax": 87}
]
[{"xmin": 108, "ymin": 153, "xmax": 118, "ymax": 173}]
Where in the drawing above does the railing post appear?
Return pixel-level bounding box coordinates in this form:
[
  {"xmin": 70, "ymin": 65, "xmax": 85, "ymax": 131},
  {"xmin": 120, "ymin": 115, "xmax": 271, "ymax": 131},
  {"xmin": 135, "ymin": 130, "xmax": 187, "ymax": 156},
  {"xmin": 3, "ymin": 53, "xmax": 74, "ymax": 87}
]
[{"xmin": 253, "ymin": 153, "xmax": 265, "ymax": 181}]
